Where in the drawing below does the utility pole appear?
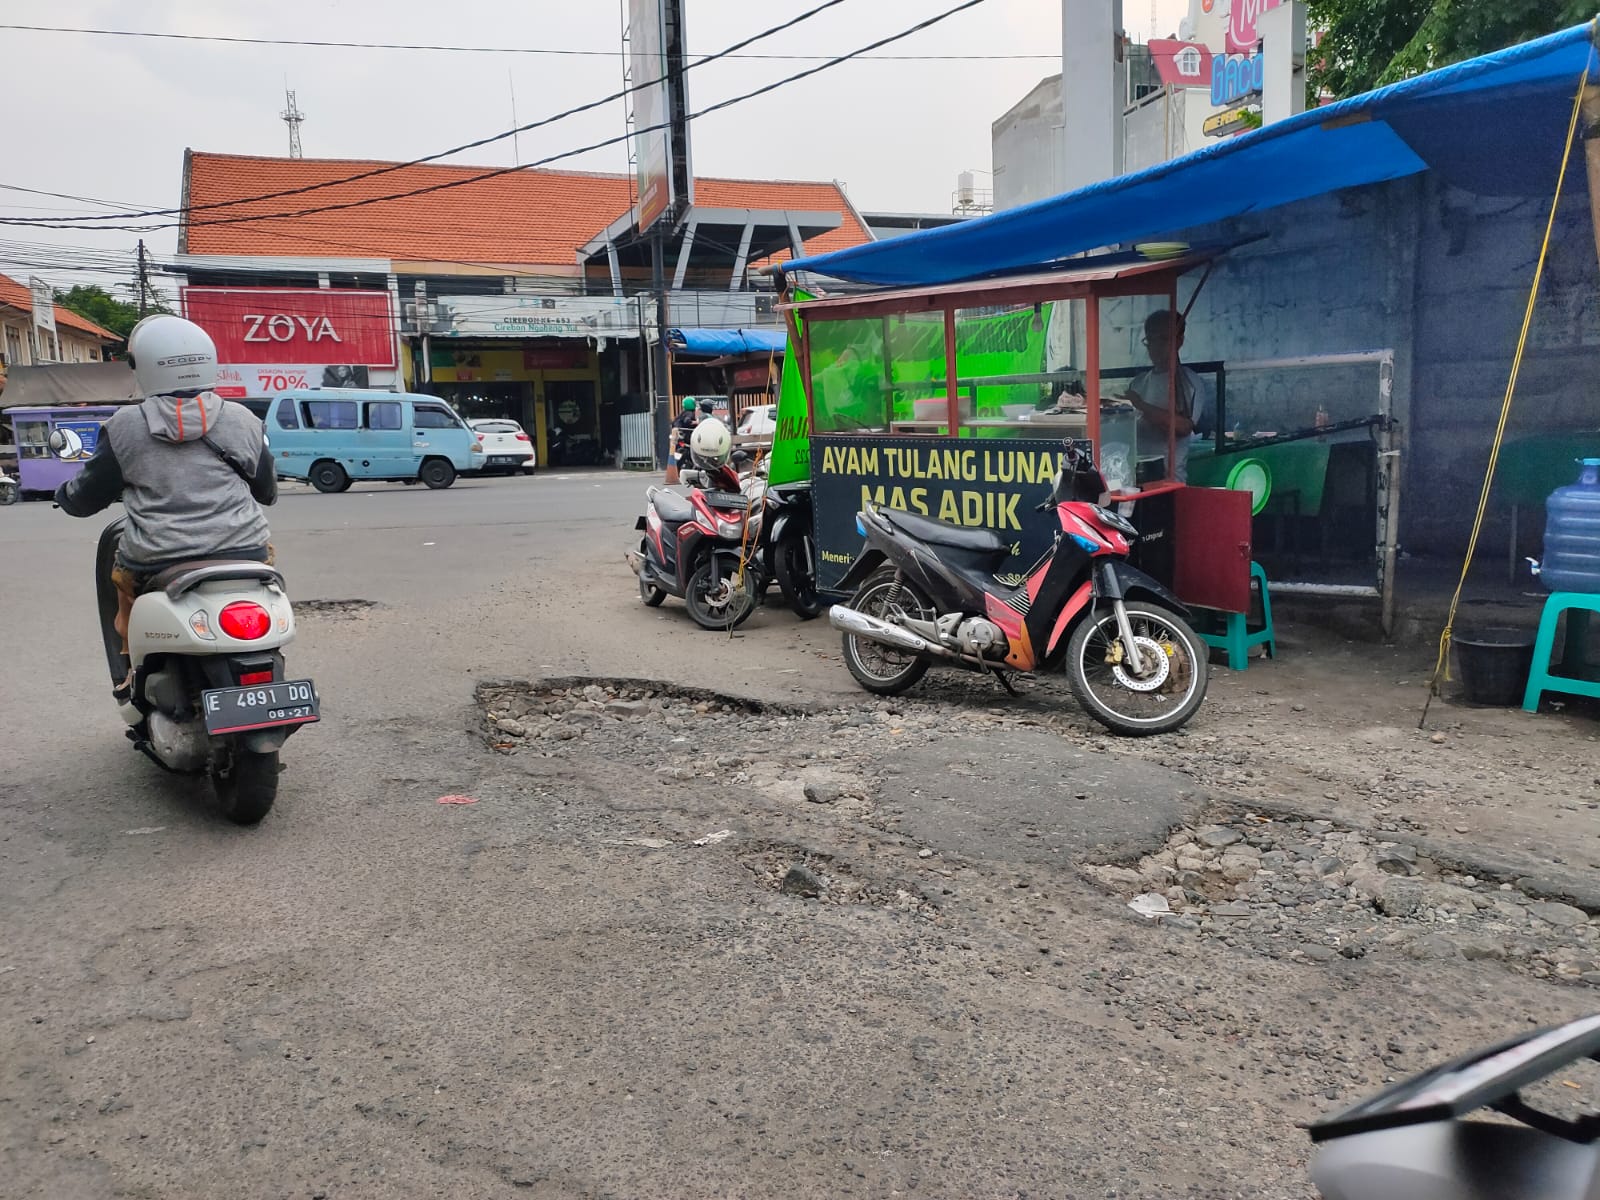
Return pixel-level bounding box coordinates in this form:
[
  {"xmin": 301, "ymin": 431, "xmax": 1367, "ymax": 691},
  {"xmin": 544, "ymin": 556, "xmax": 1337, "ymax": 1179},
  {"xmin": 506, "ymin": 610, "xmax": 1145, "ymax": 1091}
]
[
  {"xmin": 136, "ymin": 240, "xmax": 149, "ymax": 318},
  {"xmin": 651, "ymin": 227, "xmax": 671, "ymax": 467}
]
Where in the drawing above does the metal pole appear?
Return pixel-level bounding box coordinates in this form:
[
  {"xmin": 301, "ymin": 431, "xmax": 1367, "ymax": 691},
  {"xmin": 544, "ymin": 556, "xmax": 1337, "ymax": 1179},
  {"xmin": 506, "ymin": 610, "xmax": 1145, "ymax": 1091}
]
[
  {"xmin": 652, "ymin": 227, "xmax": 672, "ymax": 468},
  {"xmin": 136, "ymin": 240, "xmax": 148, "ymax": 318}
]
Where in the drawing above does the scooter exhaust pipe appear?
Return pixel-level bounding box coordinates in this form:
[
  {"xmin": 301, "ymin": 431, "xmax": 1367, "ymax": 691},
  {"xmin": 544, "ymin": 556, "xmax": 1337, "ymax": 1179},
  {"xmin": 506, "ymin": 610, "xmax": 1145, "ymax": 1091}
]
[
  {"xmin": 625, "ymin": 549, "xmax": 644, "ymax": 577},
  {"xmin": 830, "ymin": 605, "xmax": 955, "ymax": 659}
]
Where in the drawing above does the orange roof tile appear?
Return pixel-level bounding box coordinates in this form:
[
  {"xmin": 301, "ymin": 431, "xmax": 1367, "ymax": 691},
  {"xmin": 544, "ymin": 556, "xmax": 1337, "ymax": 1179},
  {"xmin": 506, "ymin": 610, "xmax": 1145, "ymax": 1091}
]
[
  {"xmin": 0, "ymin": 273, "xmax": 120, "ymax": 341},
  {"xmin": 182, "ymin": 152, "xmax": 871, "ymax": 266}
]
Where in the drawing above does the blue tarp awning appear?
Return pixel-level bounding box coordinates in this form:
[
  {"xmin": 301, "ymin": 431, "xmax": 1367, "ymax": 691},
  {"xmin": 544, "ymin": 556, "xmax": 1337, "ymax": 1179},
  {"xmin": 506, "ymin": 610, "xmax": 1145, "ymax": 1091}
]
[
  {"xmin": 667, "ymin": 327, "xmax": 787, "ymax": 357},
  {"xmin": 785, "ymin": 23, "xmax": 1599, "ymax": 287}
]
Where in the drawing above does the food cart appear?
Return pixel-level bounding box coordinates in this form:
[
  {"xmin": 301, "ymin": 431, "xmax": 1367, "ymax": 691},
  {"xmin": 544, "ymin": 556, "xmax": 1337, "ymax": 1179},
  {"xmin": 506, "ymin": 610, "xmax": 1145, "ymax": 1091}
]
[
  {"xmin": 775, "ymin": 248, "xmax": 1254, "ymax": 615},
  {"xmin": 4, "ymin": 406, "xmax": 120, "ymax": 499}
]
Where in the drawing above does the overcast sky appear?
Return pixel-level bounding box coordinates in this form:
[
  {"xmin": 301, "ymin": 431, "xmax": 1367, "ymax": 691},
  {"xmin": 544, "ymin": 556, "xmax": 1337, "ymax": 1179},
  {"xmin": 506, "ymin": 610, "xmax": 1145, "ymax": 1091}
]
[{"xmin": 1, "ymin": 0, "xmax": 1185, "ymax": 293}]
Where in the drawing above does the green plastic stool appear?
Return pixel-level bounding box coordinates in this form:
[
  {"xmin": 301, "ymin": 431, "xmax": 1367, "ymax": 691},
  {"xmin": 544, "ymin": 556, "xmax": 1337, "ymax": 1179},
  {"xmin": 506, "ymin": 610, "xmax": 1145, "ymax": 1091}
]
[
  {"xmin": 1197, "ymin": 561, "xmax": 1276, "ymax": 671},
  {"xmin": 1521, "ymin": 593, "xmax": 1600, "ymax": 712}
]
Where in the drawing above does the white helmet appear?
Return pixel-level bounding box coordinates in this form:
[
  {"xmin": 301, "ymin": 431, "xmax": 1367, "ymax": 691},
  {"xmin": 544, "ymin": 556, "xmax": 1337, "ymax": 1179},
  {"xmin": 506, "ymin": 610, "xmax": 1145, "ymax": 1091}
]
[
  {"xmin": 127, "ymin": 314, "xmax": 218, "ymax": 395},
  {"xmin": 690, "ymin": 417, "xmax": 732, "ymax": 469}
]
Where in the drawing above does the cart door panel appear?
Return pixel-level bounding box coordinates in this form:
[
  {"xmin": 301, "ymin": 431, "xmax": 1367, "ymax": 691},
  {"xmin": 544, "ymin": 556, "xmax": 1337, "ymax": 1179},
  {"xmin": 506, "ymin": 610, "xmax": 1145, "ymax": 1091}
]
[{"xmin": 1174, "ymin": 485, "xmax": 1253, "ymax": 614}]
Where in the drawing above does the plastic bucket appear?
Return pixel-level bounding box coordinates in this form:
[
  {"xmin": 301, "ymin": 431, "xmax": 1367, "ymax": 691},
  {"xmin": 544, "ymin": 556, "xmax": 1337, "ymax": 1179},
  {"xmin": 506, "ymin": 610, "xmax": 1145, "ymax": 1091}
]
[{"xmin": 1454, "ymin": 628, "xmax": 1536, "ymax": 706}]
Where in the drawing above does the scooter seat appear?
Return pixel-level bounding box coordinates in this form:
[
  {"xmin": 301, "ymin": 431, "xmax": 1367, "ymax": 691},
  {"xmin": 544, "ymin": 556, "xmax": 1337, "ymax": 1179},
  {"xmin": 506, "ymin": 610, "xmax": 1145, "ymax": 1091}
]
[
  {"xmin": 882, "ymin": 508, "xmax": 1007, "ymax": 555},
  {"xmin": 147, "ymin": 559, "xmax": 283, "ymax": 600},
  {"xmin": 650, "ymin": 490, "xmax": 695, "ymax": 525}
]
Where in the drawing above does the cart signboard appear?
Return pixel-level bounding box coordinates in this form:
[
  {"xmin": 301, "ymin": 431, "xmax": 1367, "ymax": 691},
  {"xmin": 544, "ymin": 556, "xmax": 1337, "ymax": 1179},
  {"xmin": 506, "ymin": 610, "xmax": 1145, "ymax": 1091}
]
[{"xmin": 811, "ymin": 434, "xmax": 1066, "ymax": 595}]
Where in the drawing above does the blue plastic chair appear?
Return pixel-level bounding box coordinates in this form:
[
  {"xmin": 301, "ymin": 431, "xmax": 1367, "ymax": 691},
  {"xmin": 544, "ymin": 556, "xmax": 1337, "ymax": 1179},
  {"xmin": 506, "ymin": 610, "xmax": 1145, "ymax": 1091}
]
[
  {"xmin": 1522, "ymin": 593, "xmax": 1600, "ymax": 712},
  {"xmin": 1197, "ymin": 561, "xmax": 1276, "ymax": 671}
]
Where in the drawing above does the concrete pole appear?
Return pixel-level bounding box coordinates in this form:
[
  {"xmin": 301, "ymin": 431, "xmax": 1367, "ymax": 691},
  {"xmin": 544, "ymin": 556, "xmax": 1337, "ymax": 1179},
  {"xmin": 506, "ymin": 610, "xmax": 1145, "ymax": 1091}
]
[
  {"xmin": 1259, "ymin": 1, "xmax": 1307, "ymax": 126},
  {"xmin": 1060, "ymin": 0, "xmax": 1124, "ymax": 192}
]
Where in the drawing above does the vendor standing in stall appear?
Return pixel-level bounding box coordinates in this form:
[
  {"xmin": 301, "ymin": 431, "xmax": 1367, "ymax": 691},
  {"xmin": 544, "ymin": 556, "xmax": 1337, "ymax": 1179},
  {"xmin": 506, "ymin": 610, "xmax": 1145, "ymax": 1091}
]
[{"xmin": 1124, "ymin": 310, "xmax": 1211, "ymax": 483}]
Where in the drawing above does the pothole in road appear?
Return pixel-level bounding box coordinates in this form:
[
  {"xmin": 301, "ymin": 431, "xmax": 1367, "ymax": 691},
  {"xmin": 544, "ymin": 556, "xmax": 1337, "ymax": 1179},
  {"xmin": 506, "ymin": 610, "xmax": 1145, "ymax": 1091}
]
[
  {"xmin": 476, "ymin": 677, "xmax": 804, "ymax": 751},
  {"xmin": 296, "ymin": 598, "xmax": 382, "ymax": 618},
  {"xmin": 740, "ymin": 842, "xmax": 942, "ymax": 918},
  {"xmin": 1084, "ymin": 815, "xmax": 1600, "ymax": 984}
]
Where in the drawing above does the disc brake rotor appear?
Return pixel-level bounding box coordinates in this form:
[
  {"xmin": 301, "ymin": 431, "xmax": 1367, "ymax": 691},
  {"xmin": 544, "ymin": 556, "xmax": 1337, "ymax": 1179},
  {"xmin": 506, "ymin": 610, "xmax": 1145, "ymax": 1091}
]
[{"xmin": 1109, "ymin": 635, "xmax": 1172, "ymax": 692}]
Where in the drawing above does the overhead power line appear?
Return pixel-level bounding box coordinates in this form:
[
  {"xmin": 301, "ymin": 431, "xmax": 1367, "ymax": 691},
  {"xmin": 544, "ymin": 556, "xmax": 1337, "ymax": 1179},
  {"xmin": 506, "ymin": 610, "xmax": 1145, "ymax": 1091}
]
[
  {"xmin": 0, "ymin": 0, "xmax": 855, "ymax": 228},
  {"xmin": 0, "ymin": 0, "xmax": 992, "ymax": 237},
  {"xmin": 0, "ymin": 21, "xmax": 1053, "ymax": 61}
]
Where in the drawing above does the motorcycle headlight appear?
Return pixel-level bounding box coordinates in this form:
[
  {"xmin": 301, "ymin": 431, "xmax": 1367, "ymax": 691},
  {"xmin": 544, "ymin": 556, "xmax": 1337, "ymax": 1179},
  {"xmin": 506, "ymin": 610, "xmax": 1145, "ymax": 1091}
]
[{"xmin": 1097, "ymin": 506, "xmax": 1139, "ymax": 537}]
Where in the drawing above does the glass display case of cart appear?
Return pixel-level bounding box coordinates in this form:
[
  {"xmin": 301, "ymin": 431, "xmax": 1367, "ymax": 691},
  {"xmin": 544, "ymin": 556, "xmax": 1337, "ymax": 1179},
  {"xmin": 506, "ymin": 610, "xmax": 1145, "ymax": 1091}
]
[{"xmin": 780, "ymin": 247, "xmax": 1224, "ymax": 497}]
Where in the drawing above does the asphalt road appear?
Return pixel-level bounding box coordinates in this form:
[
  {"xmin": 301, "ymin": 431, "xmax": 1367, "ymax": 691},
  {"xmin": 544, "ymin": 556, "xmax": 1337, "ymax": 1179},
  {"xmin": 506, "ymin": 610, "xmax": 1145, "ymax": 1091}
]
[{"xmin": 4, "ymin": 472, "xmax": 1590, "ymax": 1200}]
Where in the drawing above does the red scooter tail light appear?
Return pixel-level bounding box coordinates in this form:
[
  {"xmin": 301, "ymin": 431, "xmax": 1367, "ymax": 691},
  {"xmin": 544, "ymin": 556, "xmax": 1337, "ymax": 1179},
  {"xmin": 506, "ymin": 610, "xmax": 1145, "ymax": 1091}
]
[
  {"xmin": 219, "ymin": 601, "xmax": 273, "ymax": 640},
  {"xmin": 238, "ymin": 670, "xmax": 274, "ymax": 686}
]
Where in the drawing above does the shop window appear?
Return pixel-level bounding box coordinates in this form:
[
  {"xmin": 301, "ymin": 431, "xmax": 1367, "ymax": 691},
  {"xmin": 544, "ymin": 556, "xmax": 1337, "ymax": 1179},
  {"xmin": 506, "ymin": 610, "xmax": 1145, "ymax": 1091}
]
[
  {"xmin": 413, "ymin": 404, "xmax": 461, "ymax": 430},
  {"xmin": 15, "ymin": 419, "xmax": 50, "ymax": 459},
  {"xmin": 302, "ymin": 400, "xmax": 358, "ymax": 430},
  {"xmin": 366, "ymin": 401, "xmax": 401, "ymax": 430},
  {"xmin": 275, "ymin": 402, "xmax": 301, "ymax": 430}
]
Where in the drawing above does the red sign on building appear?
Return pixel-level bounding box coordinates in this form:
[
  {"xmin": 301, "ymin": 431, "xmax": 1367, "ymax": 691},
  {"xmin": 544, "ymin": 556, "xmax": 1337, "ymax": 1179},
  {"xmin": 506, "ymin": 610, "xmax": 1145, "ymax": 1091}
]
[{"xmin": 181, "ymin": 287, "xmax": 397, "ymax": 368}]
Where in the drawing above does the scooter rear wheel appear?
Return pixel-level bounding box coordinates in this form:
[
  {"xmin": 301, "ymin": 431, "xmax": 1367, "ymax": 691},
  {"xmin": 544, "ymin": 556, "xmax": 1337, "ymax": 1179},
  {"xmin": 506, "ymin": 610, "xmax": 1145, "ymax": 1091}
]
[
  {"xmin": 842, "ymin": 567, "xmax": 931, "ymax": 696},
  {"xmin": 213, "ymin": 749, "xmax": 279, "ymax": 825}
]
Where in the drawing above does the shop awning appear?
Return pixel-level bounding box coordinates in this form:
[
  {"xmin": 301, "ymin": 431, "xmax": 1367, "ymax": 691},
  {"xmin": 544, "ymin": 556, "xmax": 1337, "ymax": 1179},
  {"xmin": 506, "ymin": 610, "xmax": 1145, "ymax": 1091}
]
[
  {"xmin": 2, "ymin": 362, "xmax": 137, "ymax": 411},
  {"xmin": 784, "ymin": 23, "xmax": 1600, "ymax": 287},
  {"xmin": 667, "ymin": 328, "xmax": 786, "ymax": 357}
]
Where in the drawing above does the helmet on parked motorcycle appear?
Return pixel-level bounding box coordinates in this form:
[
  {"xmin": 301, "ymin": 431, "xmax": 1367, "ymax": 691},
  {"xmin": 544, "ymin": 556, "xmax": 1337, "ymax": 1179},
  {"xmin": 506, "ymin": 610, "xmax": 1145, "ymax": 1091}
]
[
  {"xmin": 689, "ymin": 417, "xmax": 732, "ymax": 469},
  {"xmin": 126, "ymin": 315, "xmax": 218, "ymax": 396}
]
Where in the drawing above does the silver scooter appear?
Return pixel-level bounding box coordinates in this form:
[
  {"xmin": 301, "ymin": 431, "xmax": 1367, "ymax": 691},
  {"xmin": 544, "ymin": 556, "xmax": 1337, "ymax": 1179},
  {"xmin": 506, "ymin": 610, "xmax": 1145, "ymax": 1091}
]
[
  {"xmin": 50, "ymin": 428, "xmax": 318, "ymax": 823},
  {"xmin": 1309, "ymin": 1012, "xmax": 1600, "ymax": 1198}
]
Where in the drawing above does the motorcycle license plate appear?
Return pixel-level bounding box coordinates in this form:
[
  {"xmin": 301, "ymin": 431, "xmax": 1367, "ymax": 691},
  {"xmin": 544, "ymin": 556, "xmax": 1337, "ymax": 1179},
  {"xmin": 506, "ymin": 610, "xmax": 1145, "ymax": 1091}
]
[{"xmin": 202, "ymin": 679, "xmax": 320, "ymax": 735}]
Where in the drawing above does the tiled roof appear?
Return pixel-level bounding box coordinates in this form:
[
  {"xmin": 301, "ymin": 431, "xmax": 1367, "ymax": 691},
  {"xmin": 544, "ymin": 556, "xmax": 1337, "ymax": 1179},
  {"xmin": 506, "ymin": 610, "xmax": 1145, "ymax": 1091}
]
[
  {"xmin": 0, "ymin": 274, "xmax": 120, "ymax": 341},
  {"xmin": 182, "ymin": 152, "xmax": 871, "ymax": 265}
]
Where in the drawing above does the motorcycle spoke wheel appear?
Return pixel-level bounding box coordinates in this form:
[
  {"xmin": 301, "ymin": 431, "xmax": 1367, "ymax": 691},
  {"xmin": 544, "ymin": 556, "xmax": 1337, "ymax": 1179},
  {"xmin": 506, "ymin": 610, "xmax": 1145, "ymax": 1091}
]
[
  {"xmin": 1066, "ymin": 601, "xmax": 1208, "ymax": 736},
  {"xmin": 841, "ymin": 567, "xmax": 931, "ymax": 696}
]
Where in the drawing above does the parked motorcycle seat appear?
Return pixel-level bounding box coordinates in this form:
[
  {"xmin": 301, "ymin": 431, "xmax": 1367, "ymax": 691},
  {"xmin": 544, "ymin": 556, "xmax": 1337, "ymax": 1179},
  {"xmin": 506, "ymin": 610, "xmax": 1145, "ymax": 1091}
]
[
  {"xmin": 650, "ymin": 490, "xmax": 695, "ymax": 526},
  {"xmin": 148, "ymin": 560, "xmax": 284, "ymax": 601},
  {"xmin": 882, "ymin": 508, "xmax": 1007, "ymax": 555}
]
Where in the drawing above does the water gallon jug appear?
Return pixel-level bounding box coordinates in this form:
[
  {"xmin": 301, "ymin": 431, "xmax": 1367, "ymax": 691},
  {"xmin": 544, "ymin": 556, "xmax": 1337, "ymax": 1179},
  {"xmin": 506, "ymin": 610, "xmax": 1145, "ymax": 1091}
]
[{"xmin": 1540, "ymin": 458, "xmax": 1600, "ymax": 593}]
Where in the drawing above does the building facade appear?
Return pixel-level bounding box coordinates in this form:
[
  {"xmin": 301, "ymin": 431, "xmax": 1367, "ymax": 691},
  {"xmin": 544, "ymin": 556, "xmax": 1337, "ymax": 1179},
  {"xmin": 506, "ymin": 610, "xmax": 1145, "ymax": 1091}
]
[
  {"xmin": 175, "ymin": 152, "xmax": 872, "ymax": 466},
  {"xmin": 0, "ymin": 273, "xmax": 119, "ymax": 368}
]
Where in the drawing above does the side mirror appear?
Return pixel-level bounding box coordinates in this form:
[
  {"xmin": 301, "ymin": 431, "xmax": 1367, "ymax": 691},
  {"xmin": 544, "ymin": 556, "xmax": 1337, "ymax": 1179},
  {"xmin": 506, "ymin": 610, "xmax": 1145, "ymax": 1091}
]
[{"xmin": 48, "ymin": 428, "xmax": 85, "ymax": 460}]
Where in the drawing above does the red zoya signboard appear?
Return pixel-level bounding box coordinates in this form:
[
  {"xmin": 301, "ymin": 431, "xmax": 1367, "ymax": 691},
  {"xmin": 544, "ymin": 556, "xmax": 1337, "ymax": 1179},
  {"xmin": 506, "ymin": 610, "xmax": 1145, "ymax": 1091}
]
[{"xmin": 181, "ymin": 287, "xmax": 397, "ymax": 368}]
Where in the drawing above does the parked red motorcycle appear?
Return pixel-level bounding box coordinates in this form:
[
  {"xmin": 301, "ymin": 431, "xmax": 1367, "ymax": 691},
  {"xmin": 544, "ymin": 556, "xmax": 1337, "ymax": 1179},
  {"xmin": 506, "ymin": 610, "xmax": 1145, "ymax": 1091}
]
[
  {"xmin": 829, "ymin": 440, "xmax": 1208, "ymax": 735},
  {"xmin": 628, "ymin": 458, "xmax": 764, "ymax": 631}
]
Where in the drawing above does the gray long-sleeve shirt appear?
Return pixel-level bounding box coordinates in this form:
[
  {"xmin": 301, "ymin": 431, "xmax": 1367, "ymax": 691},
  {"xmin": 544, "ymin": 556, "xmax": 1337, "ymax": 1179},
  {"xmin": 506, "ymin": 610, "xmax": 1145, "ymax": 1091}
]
[{"xmin": 56, "ymin": 392, "xmax": 276, "ymax": 568}]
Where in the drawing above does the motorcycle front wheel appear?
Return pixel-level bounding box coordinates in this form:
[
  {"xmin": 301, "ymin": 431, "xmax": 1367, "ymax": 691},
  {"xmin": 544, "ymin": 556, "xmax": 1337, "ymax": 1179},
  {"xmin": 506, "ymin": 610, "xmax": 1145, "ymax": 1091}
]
[
  {"xmin": 1065, "ymin": 601, "xmax": 1208, "ymax": 736},
  {"xmin": 212, "ymin": 749, "xmax": 280, "ymax": 825},
  {"xmin": 0, "ymin": 480, "xmax": 18, "ymax": 506},
  {"xmin": 774, "ymin": 532, "xmax": 824, "ymax": 620},
  {"xmin": 685, "ymin": 558, "xmax": 757, "ymax": 630},
  {"xmin": 841, "ymin": 567, "xmax": 932, "ymax": 696}
]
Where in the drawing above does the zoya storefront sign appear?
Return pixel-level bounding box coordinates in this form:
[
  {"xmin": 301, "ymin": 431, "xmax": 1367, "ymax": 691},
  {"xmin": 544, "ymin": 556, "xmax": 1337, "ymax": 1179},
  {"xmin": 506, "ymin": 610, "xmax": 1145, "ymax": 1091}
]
[
  {"xmin": 181, "ymin": 286, "xmax": 398, "ymax": 398},
  {"xmin": 182, "ymin": 287, "xmax": 397, "ymax": 365}
]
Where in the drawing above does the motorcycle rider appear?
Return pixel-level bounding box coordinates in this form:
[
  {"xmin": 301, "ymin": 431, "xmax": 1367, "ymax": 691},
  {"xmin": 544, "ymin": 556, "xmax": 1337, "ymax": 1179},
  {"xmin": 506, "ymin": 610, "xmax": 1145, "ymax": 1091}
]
[
  {"xmin": 54, "ymin": 315, "xmax": 277, "ymax": 699},
  {"xmin": 670, "ymin": 397, "xmax": 700, "ymax": 471}
]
